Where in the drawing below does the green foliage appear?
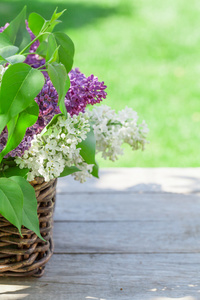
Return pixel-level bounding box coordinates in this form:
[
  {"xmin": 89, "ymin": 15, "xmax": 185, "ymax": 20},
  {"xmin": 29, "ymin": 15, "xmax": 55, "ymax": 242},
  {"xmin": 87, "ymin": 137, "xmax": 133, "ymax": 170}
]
[
  {"xmin": 50, "ymin": 8, "xmax": 66, "ymax": 24},
  {"xmin": 0, "ymin": 175, "xmax": 44, "ymax": 240},
  {"xmin": 28, "ymin": 9, "xmax": 74, "ymax": 114},
  {"xmin": 46, "ymin": 34, "xmax": 59, "ymax": 63},
  {"xmin": 0, "ymin": 45, "xmax": 18, "ymax": 57},
  {"xmin": 1, "ymin": 7, "xmax": 31, "ymax": 50},
  {"xmin": 78, "ymin": 127, "xmax": 99, "ymax": 178},
  {"xmin": 46, "ymin": 8, "xmax": 66, "ymax": 37},
  {"xmin": 1, "ymin": 6, "xmax": 30, "ymax": 51},
  {"xmin": 28, "ymin": 8, "xmax": 66, "ymax": 40},
  {"xmin": 28, "ymin": 12, "xmax": 46, "ymax": 37},
  {"xmin": 0, "ymin": 177, "xmax": 24, "ymax": 234},
  {"xmin": 91, "ymin": 160, "xmax": 99, "ymax": 178},
  {"xmin": 0, "ymin": 63, "xmax": 43, "ymax": 125},
  {"xmin": 11, "ymin": 176, "xmax": 44, "ymax": 241},
  {"xmin": 59, "ymin": 166, "xmax": 80, "ymax": 177},
  {"xmin": 0, "ymin": 45, "xmax": 25, "ymax": 65},
  {"xmin": 1, "ymin": 157, "xmax": 16, "ymax": 167},
  {"xmin": 78, "ymin": 128, "xmax": 96, "ymax": 164},
  {"xmin": 0, "ymin": 166, "xmax": 29, "ymax": 178},
  {"xmin": 36, "ymin": 40, "xmax": 48, "ymax": 57},
  {"xmin": 53, "ymin": 32, "xmax": 75, "ymax": 72},
  {"xmin": 0, "ymin": 34, "xmax": 12, "ymax": 48},
  {"xmin": 48, "ymin": 62, "xmax": 70, "ymax": 116},
  {"xmin": 0, "ymin": 63, "xmax": 44, "ymax": 163},
  {"xmin": 41, "ymin": 113, "xmax": 63, "ymax": 136},
  {"xmin": 1, "ymin": 54, "xmax": 25, "ymax": 65},
  {"xmin": 0, "ymin": 101, "xmax": 39, "ymax": 160}
]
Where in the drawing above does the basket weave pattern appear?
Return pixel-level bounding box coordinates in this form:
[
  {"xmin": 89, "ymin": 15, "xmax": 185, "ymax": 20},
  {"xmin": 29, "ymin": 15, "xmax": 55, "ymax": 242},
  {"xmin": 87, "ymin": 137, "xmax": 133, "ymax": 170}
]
[{"xmin": 0, "ymin": 177, "xmax": 57, "ymax": 277}]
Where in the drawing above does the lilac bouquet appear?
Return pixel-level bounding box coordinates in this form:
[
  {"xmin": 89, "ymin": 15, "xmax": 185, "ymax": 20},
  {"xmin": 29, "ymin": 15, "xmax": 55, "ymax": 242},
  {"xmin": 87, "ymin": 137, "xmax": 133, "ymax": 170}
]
[{"xmin": 0, "ymin": 8, "xmax": 148, "ymax": 239}]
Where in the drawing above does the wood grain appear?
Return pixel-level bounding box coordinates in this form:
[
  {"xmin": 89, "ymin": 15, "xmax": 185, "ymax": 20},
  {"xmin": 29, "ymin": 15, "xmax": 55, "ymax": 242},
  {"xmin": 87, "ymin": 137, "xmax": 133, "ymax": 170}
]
[
  {"xmin": 54, "ymin": 192, "xmax": 200, "ymax": 221},
  {"xmin": 53, "ymin": 219, "xmax": 200, "ymax": 254},
  {"xmin": 0, "ymin": 254, "xmax": 199, "ymax": 300}
]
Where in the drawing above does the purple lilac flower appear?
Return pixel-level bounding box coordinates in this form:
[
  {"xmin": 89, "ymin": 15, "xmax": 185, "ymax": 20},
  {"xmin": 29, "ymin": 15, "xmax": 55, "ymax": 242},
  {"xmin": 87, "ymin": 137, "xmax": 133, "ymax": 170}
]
[
  {"xmin": 0, "ymin": 23, "xmax": 107, "ymax": 158},
  {"xmin": 66, "ymin": 68, "xmax": 107, "ymax": 115},
  {"xmin": 2, "ymin": 70, "xmax": 107, "ymax": 157}
]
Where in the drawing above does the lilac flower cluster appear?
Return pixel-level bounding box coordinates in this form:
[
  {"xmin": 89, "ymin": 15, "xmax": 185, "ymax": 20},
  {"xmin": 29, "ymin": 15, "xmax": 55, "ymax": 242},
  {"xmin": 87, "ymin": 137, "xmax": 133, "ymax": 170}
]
[
  {"xmin": 66, "ymin": 68, "xmax": 107, "ymax": 115},
  {"xmin": 0, "ymin": 23, "xmax": 107, "ymax": 158}
]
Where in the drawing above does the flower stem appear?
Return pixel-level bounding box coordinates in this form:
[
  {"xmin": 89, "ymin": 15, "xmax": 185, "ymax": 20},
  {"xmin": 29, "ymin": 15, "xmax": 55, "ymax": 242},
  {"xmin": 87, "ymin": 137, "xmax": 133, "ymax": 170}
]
[
  {"xmin": 19, "ymin": 33, "xmax": 45, "ymax": 55},
  {"xmin": 23, "ymin": 52, "xmax": 38, "ymax": 56}
]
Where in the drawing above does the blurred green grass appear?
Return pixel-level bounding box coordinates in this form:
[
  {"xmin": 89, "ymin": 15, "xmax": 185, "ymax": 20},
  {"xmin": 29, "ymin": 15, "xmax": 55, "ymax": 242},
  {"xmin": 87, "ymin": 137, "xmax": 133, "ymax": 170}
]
[{"xmin": 0, "ymin": 0, "xmax": 200, "ymax": 167}]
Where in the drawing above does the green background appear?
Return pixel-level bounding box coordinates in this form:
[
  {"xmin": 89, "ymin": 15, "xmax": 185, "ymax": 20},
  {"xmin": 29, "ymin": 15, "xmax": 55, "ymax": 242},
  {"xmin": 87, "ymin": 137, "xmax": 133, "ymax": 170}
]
[{"xmin": 0, "ymin": 0, "xmax": 199, "ymax": 167}]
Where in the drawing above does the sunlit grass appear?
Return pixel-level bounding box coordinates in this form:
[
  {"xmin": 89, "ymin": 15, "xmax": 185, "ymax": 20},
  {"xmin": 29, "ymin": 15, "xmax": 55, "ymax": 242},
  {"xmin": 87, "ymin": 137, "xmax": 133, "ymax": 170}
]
[
  {"xmin": 67, "ymin": 0, "xmax": 200, "ymax": 167},
  {"xmin": 1, "ymin": 0, "xmax": 200, "ymax": 166}
]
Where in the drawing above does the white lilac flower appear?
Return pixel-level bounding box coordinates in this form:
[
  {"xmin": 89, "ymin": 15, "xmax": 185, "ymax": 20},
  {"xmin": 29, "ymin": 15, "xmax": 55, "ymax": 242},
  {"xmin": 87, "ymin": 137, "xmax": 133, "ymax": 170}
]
[
  {"xmin": 15, "ymin": 106, "xmax": 148, "ymax": 183},
  {"xmin": 71, "ymin": 162, "xmax": 94, "ymax": 183},
  {"xmin": 87, "ymin": 105, "xmax": 149, "ymax": 161},
  {"xmin": 15, "ymin": 113, "xmax": 92, "ymax": 182}
]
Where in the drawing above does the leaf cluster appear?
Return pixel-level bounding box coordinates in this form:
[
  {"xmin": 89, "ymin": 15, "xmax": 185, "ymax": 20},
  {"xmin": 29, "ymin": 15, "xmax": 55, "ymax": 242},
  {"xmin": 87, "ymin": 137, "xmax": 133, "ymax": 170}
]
[{"xmin": 0, "ymin": 7, "xmax": 99, "ymax": 239}]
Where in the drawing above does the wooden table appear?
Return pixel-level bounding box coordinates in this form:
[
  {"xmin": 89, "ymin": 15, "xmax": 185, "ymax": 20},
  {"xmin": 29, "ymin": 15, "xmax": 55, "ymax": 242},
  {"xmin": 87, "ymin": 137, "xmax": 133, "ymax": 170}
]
[{"xmin": 1, "ymin": 168, "xmax": 200, "ymax": 300}]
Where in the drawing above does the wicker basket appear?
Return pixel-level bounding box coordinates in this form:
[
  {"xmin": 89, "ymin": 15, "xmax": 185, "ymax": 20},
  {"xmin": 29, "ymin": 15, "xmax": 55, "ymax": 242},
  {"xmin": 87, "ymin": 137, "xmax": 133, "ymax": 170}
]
[{"xmin": 0, "ymin": 177, "xmax": 57, "ymax": 277}]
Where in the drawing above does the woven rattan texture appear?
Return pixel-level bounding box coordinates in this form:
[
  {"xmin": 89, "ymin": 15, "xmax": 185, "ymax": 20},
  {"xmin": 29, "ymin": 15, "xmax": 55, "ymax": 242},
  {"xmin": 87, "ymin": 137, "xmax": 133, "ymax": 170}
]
[{"xmin": 0, "ymin": 177, "xmax": 57, "ymax": 277}]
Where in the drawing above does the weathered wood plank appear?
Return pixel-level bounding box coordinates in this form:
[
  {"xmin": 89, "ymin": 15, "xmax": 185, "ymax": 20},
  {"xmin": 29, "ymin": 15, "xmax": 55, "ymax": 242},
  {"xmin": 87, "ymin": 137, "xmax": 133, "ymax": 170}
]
[
  {"xmin": 1, "ymin": 169, "xmax": 200, "ymax": 299},
  {"xmin": 0, "ymin": 254, "xmax": 199, "ymax": 300},
  {"xmin": 53, "ymin": 220, "xmax": 200, "ymax": 253},
  {"xmin": 54, "ymin": 193, "xmax": 200, "ymax": 221},
  {"xmin": 57, "ymin": 168, "xmax": 200, "ymax": 194}
]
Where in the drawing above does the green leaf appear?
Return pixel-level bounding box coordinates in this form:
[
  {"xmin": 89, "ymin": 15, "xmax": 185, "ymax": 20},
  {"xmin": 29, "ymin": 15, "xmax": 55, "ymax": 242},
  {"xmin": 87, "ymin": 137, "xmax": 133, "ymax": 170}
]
[
  {"xmin": 2, "ymin": 6, "xmax": 31, "ymax": 51},
  {"xmin": 28, "ymin": 12, "xmax": 46, "ymax": 36},
  {"xmin": 36, "ymin": 40, "xmax": 48, "ymax": 57},
  {"xmin": 0, "ymin": 46, "xmax": 25, "ymax": 65},
  {"xmin": 10, "ymin": 176, "xmax": 45, "ymax": 241},
  {"xmin": 44, "ymin": 22, "xmax": 60, "ymax": 37},
  {"xmin": 4, "ymin": 54, "xmax": 25, "ymax": 64},
  {"xmin": 1, "ymin": 157, "xmax": 16, "ymax": 167},
  {"xmin": 0, "ymin": 63, "xmax": 44, "ymax": 137},
  {"xmin": 28, "ymin": 9, "xmax": 65, "ymax": 44},
  {"xmin": 91, "ymin": 160, "xmax": 99, "ymax": 178},
  {"xmin": 50, "ymin": 8, "xmax": 66, "ymax": 23},
  {"xmin": 0, "ymin": 33, "xmax": 12, "ymax": 49},
  {"xmin": 44, "ymin": 14, "xmax": 63, "ymax": 36},
  {"xmin": 0, "ymin": 101, "xmax": 39, "ymax": 160},
  {"xmin": 0, "ymin": 158, "xmax": 29, "ymax": 178},
  {"xmin": 0, "ymin": 45, "xmax": 18, "ymax": 57},
  {"xmin": 46, "ymin": 34, "xmax": 59, "ymax": 63},
  {"xmin": 45, "ymin": 8, "xmax": 66, "ymax": 34},
  {"xmin": 48, "ymin": 63, "xmax": 70, "ymax": 116},
  {"xmin": 0, "ymin": 166, "xmax": 29, "ymax": 178},
  {"xmin": 78, "ymin": 128, "xmax": 99, "ymax": 178},
  {"xmin": 0, "ymin": 57, "xmax": 6, "ymax": 65},
  {"xmin": 0, "ymin": 177, "xmax": 23, "ymax": 233},
  {"xmin": 53, "ymin": 32, "xmax": 75, "ymax": 72},
  {"xmin": 0, "ymin": 45, "xmax": 19, "ymax": 64},
  {"xmin": 41, "ymin": 113, "xmax": 63, "ymax": 136},
  {"xmin": 77, "ymin": 127, "xmax": 96, "ymax": 165},
  {"xmin": 48, "ymin": 46, "xmax": 60, "ymax": 63},
  {"xmin": 59, "ymin": 166, "xmax": 80, "ymax": 178}
]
